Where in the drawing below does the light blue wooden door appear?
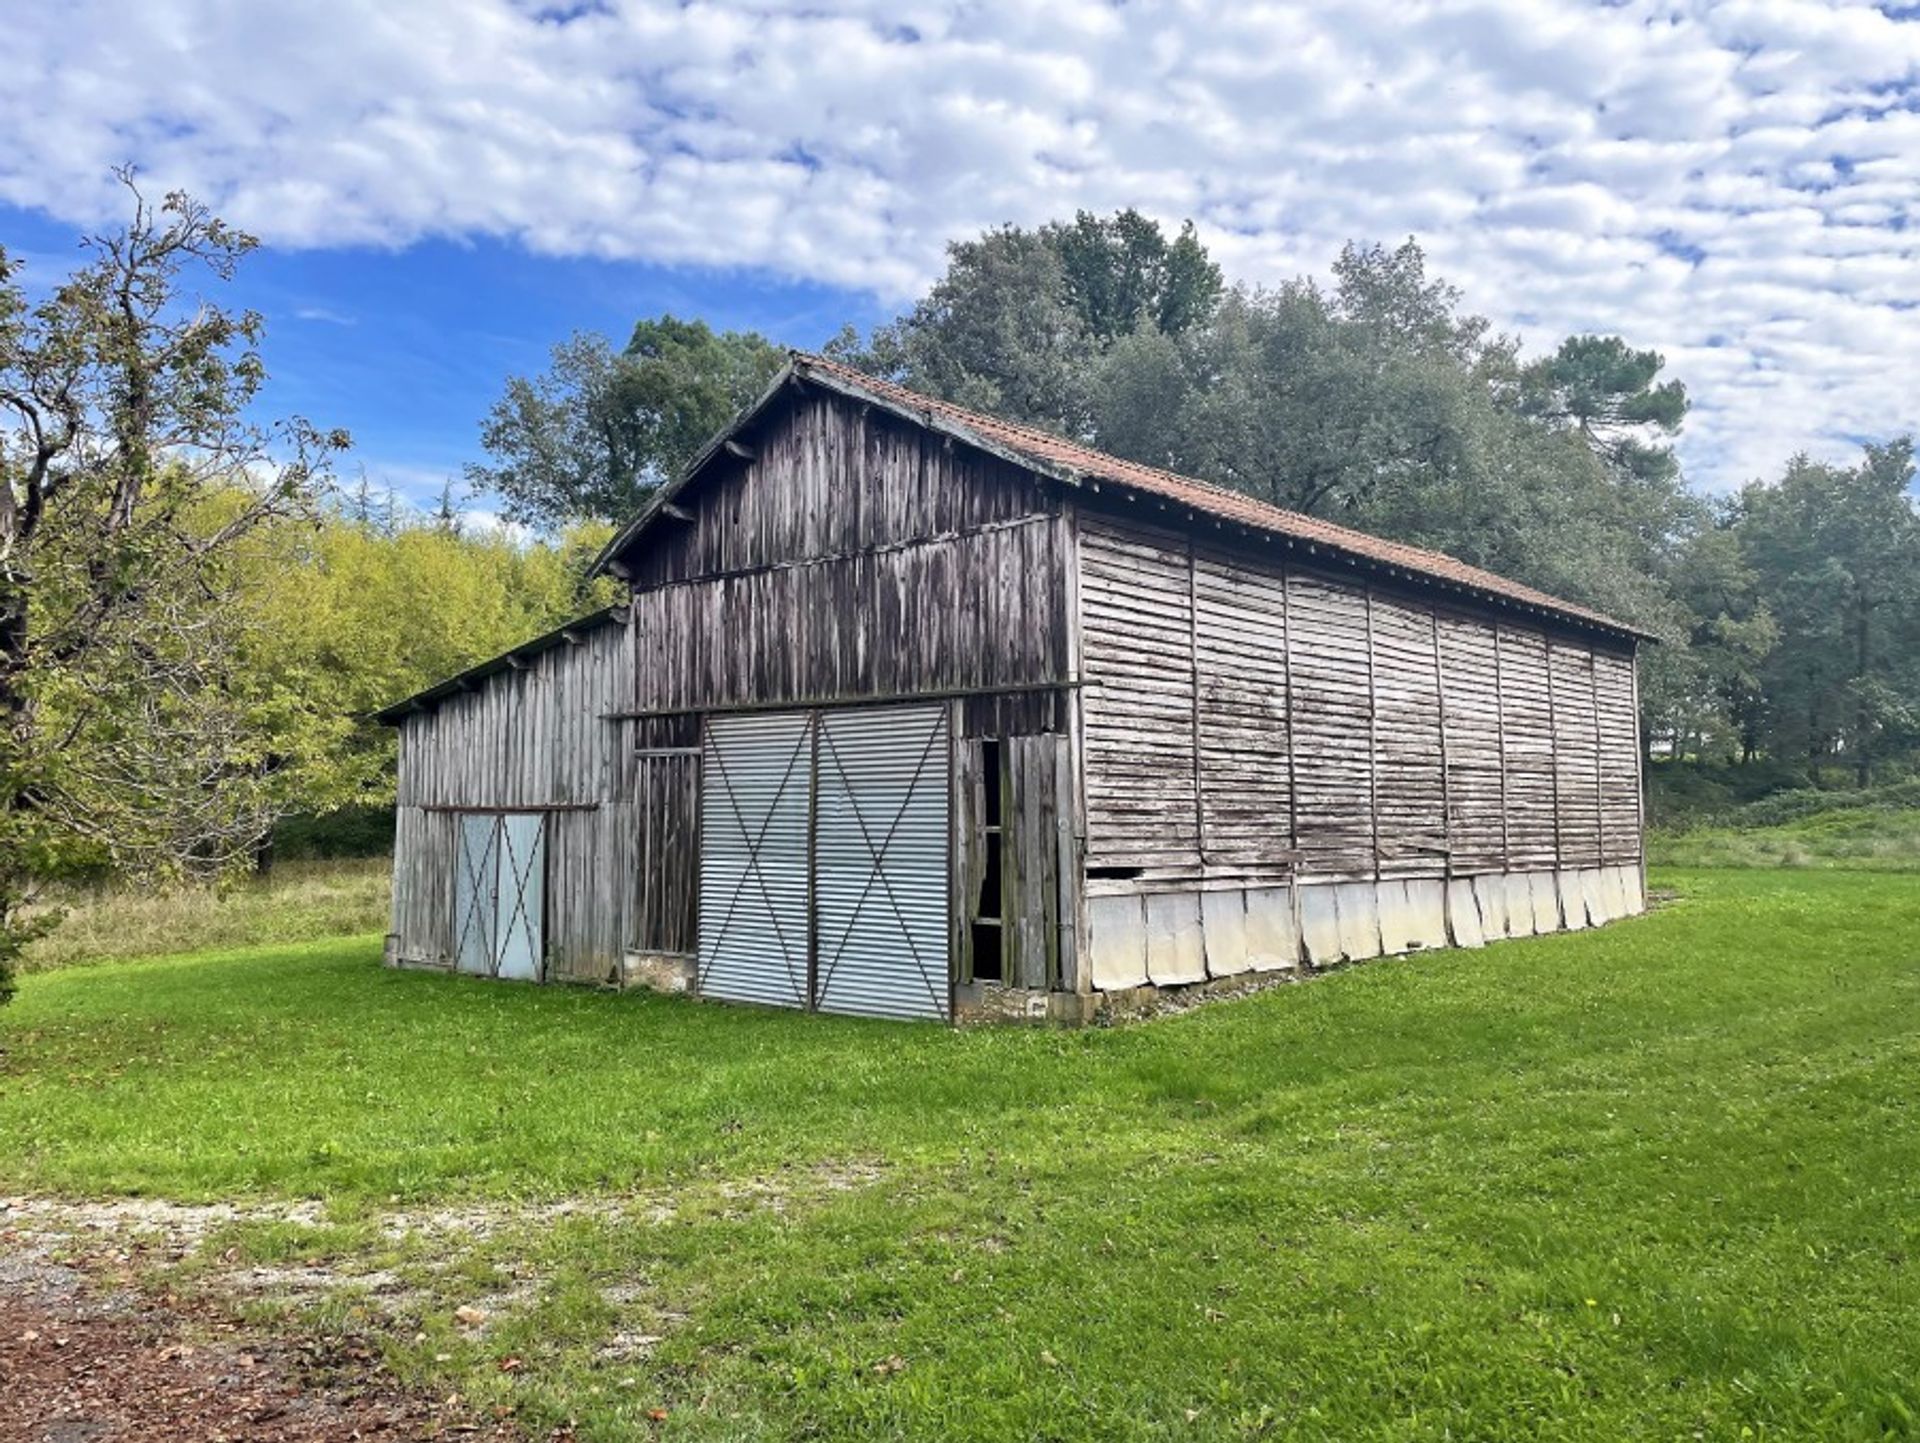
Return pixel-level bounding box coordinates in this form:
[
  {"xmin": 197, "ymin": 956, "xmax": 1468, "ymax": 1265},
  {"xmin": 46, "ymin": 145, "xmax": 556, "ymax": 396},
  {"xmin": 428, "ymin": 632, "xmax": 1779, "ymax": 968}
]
[
  {"xmin": 453, "ymin": 814, "xmax": 498, "ymax": 976},
  {"xmin": 494, "ymin": 813, "xmax": 546, "ymax": 982}
]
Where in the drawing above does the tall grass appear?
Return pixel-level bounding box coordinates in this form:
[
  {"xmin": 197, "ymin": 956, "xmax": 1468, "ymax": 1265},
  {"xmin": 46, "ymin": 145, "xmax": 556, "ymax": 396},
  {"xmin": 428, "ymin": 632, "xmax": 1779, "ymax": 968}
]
[
  {"xmin": 20, "ymin": 857, "xmax": 391, "ymax": 972},
  {"xmin": 1647, "ymin": 779, "xmax": 1920, "ymax": 871}
]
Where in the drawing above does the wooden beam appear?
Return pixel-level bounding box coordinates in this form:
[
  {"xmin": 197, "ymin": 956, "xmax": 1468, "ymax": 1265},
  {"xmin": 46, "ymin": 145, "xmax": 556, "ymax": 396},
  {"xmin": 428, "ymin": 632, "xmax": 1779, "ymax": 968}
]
[
  {"xmin": 604, "ymin": 678, "xmax": 1082, "ymax": 722},
  {"xmin": 421, "ymin": 803, "xmax": 600, "ymax": 815}
]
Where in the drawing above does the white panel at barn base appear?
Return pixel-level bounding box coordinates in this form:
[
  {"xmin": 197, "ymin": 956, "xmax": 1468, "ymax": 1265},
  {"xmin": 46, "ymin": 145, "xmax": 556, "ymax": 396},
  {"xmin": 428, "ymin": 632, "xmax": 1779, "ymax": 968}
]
[
  {"xmin": 1446, "ymin": 878, "xmax": 1486, "ymax": 949},
  {"xmin": 1528, "ymin": 873, "xmax": 1561, "ymax": 935},
  {"xmin": 1242, "ymin": 887, "xmax": 1300, "ymax": 970},
  {"xmin": 1600, "ymin": 865, "xmax": 1629, "ymax": 921},
  {"xmin": 1145, "ymin": 892, "xmax": 1206, "ymax": 985},
  {"xmin": 1298, "ymin": 885, "xmax": 1343, "ymax": 965},
  {"xmin": 1376, "ymin": 879, "xmax": 1417, "ymax": 955},
  {"xmin": 1405, "ymin": 880, "xmax": 1449, "ymax": 950},
  {"xmin": 699, "ymin": 711, "xmax": 813, "ymax": 1011},
  {"xmin": 1622, "ymin": 866, "xmax": 1646, "ymax": 915},
  {"xmin": 1472, "ymin": 874, "xmax": 1510, "ymax": 940},
  {"xmin": 1557, "ymin": 872, "xmax": 1589, "ymax": 931},
  {"xmin": 813, "ymin": 705, "xmax": 952, "ymax": 1022},
  {"xmin": 1087, "ymin": 894, "xmax": 1149, "ymax": 989},
  {"xmin": 1333, "ymin": 882, "xmax": 1383, "ymax": 962},
  {"xmin": 1580, "ymin": 868, "xmax": 1610, "ymax": 927},
  {"xmin": 1201, "ymin": 890, "xmax": 1252, "ymax": 978},
  {"xmin": 1380, "ymin": 879, "xmax": 1449, "ymax": 955},
  {"xmin": 1501, "ymin": 874, "xmax": 1537, "ymax": 937}
]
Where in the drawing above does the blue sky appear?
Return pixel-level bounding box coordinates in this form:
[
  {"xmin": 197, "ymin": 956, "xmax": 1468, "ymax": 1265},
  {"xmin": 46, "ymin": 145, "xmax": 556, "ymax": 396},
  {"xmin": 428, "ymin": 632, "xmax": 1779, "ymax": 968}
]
[
  {"xmin": 5, "ymin": 0, "xmax": 1920, "ymax": 511},
  {"xmin": 1, "ymin": 201, "xmax": 886, "ymax": 516}
]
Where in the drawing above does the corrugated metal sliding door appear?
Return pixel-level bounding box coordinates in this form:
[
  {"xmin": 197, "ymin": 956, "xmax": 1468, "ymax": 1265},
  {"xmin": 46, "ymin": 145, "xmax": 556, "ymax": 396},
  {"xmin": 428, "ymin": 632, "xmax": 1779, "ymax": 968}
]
[
  {"xmin": 494, "ymin": 813, "xmax": 546, "ymax": 982},
  {"xmin": 814, "ymin": 705, "xmax": 952, "ymax": 1021},
  {"xmin": 698, "ymin": 711, "xmax": 814, "ymax": 1009},
  {"xmin": 453, "ymin": 814, "xmax": 498, "ymax": 976},
  {"xmin": 451, "ymin": 812, "xmax": 545, "ymax": 981}
]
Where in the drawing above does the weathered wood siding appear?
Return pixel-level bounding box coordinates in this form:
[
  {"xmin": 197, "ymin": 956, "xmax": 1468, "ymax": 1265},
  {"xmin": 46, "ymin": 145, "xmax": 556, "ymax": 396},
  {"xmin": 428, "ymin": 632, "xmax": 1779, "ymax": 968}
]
[
  {"xmin": 1077, "ymin": 518, "xmax": 1199, "ymax": 869},
  {"xmin": 628, "ymin": 395, "xmax": 1070, "ymax": 721},
  {"xmin": 625, "ymin": 391, "xmax": 1058, "ymax": 589},
  {"xmin": 1436, "ymin": 612, "xmax": 1507, "ymax": 873},
  {"xmin": 1074, "ymin": 509, "xmax": 1642, "ymax": 889},
  {"xmin": 956, "ymin": 733, "xmax": 1078, "ymax": 992},
  {"xmin": 1593, "ymin": 649, "xmax": 1644, "ymax": 867},
  {"xmin": 390, "ymin": 619, "xmax": 644, "ymax": 976},
  {"xmin": 1371, "ymin": 594, "xmax": 1448, "ymax": 880},
  {"xmin": 1496, "ymin": 626, "xmax": 1559, "ymax": 872},
  {"xmin": 1195, "ymin": 552, "xmax": 1295, "ymax": 872},
  {"xmin": 623, "ymin": 388, "xmax": 1077, "ymax": 991}
]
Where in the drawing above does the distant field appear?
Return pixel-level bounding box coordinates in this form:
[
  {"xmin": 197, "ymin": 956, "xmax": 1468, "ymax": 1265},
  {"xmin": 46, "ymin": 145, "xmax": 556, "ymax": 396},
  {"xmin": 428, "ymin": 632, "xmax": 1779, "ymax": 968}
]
[
  {"xmin": 19, "ymin": 857, "xmax": 391, "ymax": 971},
  {"xmin": 2, "ymin": 868, "xmax": 1915, "ymax": 1441},
  {"xmin": 1648, "ymin": 780, "xmax": 1920, "ymax": 871}
]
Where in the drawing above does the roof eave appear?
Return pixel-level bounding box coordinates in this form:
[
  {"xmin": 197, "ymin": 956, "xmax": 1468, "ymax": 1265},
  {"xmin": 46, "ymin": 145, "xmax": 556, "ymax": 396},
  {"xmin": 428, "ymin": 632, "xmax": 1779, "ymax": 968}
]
[{"xmin": 370, "ymin": 603, "xmax": 629, "ymax": 726}]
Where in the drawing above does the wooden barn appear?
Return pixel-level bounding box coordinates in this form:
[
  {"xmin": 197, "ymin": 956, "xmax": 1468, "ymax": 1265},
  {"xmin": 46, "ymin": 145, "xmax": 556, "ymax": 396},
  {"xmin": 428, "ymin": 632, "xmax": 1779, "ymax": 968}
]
[{"xmin": 378, "ymin": 353, "xmax": 1649, "ymax": 1022}]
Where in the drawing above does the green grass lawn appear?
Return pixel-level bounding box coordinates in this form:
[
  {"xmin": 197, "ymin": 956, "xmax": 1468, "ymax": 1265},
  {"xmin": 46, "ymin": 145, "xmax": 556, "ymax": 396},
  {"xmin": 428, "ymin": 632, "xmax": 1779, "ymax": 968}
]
[{"xmin": 2, "ymin": 869, "xmax": 1917, "ymax": 1440}]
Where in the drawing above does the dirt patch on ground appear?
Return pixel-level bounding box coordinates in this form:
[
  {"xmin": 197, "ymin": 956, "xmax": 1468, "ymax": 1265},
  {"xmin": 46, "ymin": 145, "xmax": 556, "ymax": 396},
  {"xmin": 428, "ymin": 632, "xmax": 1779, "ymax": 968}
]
[
  {"xmin": 0, "ymin": 1254, "xmax": 545, "ymax": 1442},
  {"xmin": 0, "ymin": 1164, "xmax": 891, "ymax": 1439}
]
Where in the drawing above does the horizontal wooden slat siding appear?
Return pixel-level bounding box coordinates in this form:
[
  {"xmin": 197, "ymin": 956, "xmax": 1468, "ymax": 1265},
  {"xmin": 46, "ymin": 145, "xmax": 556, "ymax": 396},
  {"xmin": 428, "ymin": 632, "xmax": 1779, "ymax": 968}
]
[
  {"xmin": 1550, "ymin": 642, "xmax": 1603, "ymax": 868},
  {"xmin": 1369, "ymin": 593, "xmax": 1447, "ymax": 878},
  {"xmin": 1437, "ymin": 612, "xmax": 1506, "ymax": 874},
  {"xmin": 630, "ymin": 515, "xmax": 1069, "ymax": 715},
  {"xmin": 1593, "ymin": 648, "xmax": 1643, "ymax": 864},
  {"xmin": 1193, "ymin": 548, "xmax": 1293, "ymax": 868},
  {"xmin": 1497, "ymin": 625, "xmax": 1558, "ymax": 871},
  {"xmin": 1079, "ymin": 517, "xmax": 1200, "ymax": 867},
  {"xmin": 628, "ymin": 394, "xmax": 1057, "ymax": 588},
  {"xmin": 1286, "ymin": 570, "xmax": 1377, "ymax": 881},
  {"xmin": 1073, "ymin": 506, "xmax": 1646, "ymax": 898}
]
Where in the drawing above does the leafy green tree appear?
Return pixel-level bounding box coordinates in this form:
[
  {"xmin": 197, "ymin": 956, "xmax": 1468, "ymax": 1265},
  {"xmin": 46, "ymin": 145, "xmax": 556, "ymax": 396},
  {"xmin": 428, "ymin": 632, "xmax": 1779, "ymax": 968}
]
[
  {"xmin": 1646, "ymin": 520, "xmax": 1779, "ymax": 764},
  {"xmin": 222, "ymin": 500, "xmax": 618, "ymax": 843},
  {"xmin": 468, "ymin": 317, "xmax": 783, "ymax": 528},
  {"xmin": 1090, "ymin": 239, "xmax": 1694, "ymax": 680},
  {"xmin": 1050, "ymin": 210, "xmax": 1222, "ymax": 344},
  {"xmin": 0, "ymin": 175, "xmax": 346, "ymax": 998},
  {"xmin": 1522, "ymin": 334, "xmax": 1690, "ymax": 486},
  {"xmin": 1735, "ymin": 441, "xmax": 1920, "ymax": 783},
  {"xmin": 847, "ymin": 209, "xmax": 1222, "ymax": 436}
]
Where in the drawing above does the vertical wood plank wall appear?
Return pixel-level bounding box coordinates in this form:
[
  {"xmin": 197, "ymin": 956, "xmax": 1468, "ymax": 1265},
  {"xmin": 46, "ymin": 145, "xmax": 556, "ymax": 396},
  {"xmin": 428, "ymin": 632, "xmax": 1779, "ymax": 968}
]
[
  {"xmin": 390, "ymin": 618, "xmax": 638, "ymax": 978},
  {"xmin": 1075, "ymin": 508, "xmax": 1645, "ymax": 988},
  {"xmin": 623, "ymin": 392, "xmax": 1078, "ymax": 987}
]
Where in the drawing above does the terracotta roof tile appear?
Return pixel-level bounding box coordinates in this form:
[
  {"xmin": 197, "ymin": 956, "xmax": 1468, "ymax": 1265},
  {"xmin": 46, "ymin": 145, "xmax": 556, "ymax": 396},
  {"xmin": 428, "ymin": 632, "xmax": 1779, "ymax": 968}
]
[{"xmin": 795, "ymin": 352, "xmax": 1646, "ymax": 640}]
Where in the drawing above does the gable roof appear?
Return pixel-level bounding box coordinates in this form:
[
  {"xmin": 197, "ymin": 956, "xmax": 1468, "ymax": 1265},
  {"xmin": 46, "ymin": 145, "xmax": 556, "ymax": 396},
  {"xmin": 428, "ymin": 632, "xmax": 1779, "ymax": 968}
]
[{"xmin": 598, "ymin": 351, "xmax": 1650, "ymax": 642}]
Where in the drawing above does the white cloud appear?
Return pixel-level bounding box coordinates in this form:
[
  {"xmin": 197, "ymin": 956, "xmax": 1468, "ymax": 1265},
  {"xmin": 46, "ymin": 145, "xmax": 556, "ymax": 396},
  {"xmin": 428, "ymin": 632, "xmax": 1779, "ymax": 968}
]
[{"xmin": 4, "ymin": 0, "xmax": 1919, "ymax": 489}]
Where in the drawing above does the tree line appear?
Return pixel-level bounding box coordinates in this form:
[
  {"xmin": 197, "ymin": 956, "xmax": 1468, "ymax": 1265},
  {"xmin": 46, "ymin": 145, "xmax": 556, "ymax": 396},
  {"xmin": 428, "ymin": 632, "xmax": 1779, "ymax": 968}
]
[
  {"xmin": 480, "ymin": 210, "xmax": 1920, "ymax": 791},
  {"xmin": 3, "ymin": 188, "xmax": 1915, "ymax": 1000}
]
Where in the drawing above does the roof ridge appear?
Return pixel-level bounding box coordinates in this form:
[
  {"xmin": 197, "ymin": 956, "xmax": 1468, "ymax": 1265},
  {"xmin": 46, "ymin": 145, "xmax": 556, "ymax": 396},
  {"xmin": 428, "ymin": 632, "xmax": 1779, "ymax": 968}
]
[{"xmin": 790, "ymin": 352, "xmax": 1644, "ymax": 638}]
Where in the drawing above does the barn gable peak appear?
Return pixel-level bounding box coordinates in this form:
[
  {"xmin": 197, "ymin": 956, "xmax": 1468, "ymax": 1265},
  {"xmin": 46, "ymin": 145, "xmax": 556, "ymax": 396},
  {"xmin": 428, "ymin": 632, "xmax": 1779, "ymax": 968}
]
[{"xmin": 593, "ymin": 351, "xmax": 1650, "ymax": 644}]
